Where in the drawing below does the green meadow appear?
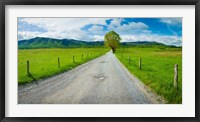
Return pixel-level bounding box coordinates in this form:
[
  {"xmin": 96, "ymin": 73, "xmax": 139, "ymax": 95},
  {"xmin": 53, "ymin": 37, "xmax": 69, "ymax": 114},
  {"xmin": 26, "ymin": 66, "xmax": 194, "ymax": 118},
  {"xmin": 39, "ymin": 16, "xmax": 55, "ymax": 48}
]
[
  {"xmin": 18, "ymin": 46, "xmax": 182, "ymax": 104},
  {"xmin": 115, "ymin": 47, "xmax": 182, "ymax": 104},
  {"xmin": 18, "ymin": 48, "xmax": 108, "ymax": 85}
]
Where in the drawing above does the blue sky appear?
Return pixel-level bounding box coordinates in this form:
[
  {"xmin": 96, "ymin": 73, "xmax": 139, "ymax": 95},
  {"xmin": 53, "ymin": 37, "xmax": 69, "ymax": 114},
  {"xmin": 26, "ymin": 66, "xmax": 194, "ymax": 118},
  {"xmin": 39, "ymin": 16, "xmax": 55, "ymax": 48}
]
[{"xmin": 18, "ymin": 17, "xmax": 182, "ymax": 46}]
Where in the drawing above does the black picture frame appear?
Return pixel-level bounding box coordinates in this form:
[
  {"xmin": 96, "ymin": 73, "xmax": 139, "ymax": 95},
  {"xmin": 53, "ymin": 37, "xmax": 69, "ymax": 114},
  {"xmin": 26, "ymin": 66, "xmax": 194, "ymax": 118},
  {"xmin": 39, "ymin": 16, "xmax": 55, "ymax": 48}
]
[{"xmin": 0, "ymin": 0, "xmax": 199, "ymax": 122}]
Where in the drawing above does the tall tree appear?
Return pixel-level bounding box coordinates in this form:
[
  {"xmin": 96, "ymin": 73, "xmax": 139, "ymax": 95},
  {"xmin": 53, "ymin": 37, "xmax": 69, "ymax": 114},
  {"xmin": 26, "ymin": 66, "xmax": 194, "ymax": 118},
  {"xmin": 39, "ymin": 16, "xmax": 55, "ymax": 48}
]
[{"xmin": 104, "ymin": 31, "xmax": 121, "ymax": 53}]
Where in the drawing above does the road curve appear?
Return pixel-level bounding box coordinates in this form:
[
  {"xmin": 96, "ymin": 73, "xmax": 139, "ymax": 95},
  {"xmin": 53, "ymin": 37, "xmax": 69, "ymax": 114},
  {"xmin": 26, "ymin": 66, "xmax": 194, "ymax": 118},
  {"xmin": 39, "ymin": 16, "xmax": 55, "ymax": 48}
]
[{"xmin": 18, "ymin": 51, "xmax": 165, "ymax": 104}]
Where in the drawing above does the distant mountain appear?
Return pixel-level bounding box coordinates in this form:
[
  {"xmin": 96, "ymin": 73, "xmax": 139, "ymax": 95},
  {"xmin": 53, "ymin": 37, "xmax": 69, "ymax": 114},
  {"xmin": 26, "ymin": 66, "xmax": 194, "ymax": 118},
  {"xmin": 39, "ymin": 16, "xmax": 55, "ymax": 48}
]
[
  {"xmin": 18, "ymin": 37, "xmax": 179, "ymax": 49},
  {"xmin": 18, "ymin": 37, "xmax": 104, "ymax": 49},
  {"xmin": 121, "ymin": 41, "xmax": 178, "ymax": 48}
]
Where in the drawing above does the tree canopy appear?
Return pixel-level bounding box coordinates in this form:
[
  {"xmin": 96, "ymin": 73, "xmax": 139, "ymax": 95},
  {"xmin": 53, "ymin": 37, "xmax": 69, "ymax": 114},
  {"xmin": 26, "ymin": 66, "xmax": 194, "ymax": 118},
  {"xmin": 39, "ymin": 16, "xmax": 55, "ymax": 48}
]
[{"xmin": 104, "ymin": 31, "xmax": 121, "ymax": 53}]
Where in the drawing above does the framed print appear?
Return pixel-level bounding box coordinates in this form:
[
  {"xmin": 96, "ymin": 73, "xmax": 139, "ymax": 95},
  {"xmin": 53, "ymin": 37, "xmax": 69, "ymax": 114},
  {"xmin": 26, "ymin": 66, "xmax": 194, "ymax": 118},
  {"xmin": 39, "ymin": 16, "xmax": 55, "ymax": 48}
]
[{"xmin": 0, "ymin": 0, "xmax": 200, "ymax": 121}]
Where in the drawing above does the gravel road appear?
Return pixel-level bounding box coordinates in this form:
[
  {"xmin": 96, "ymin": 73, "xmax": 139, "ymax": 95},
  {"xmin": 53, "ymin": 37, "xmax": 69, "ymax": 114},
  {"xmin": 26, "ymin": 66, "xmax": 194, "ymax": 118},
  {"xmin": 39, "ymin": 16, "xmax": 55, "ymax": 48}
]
[{"xmin": 18, "ymin": 51, "xmax": 165, "ymax": 104}]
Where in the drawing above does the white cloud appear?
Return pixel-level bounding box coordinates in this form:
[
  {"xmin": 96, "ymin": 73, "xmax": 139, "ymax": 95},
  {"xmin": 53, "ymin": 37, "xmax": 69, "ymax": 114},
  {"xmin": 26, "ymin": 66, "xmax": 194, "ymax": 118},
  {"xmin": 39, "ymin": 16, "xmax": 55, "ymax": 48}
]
[
  {"xmin": 20, "ymin": 18, "xmax": 108, "ymax": 32},
  {"xmin": 108, "ymin": 18, "xmax": 149, "ymax": 34},
  {"xmin": 88, "ymin": 33, "xmax": 182, "ymax": 46},
  {"xmin": 88, "ymin": 25, "xmax": 105, "ymax": 35},
  {"xmin": 121, "ymin": 34, "xmax": 182, "ymax": 46},
  {"xmin": 120, "ymin": 22, "xmax": 148, "ymax": 30},
  {"xmin": 18, "ymin": 18, "xmax": 182, "ymax": 46},
  {"xmin": 18, "ymin": 29, "xmax": 89, "ymax": 41},
  {"xmin": 160, "ymin": 18, "xmax": 182, "ymax": 26},
  {"xmin": 19, "ymin": 18, "xmax": 108, "ymax": 40},
  {"xmin": 116, "ymin": 22, "xmax": 149, "ymax": 34},
  {"xmin": 91, "ymin": 35, "xmax": 104, "ymax": 41},
  {"xmin": 18, "ymin": 31, "xmax": 41, "ymax": 40},
  {"xmin": 159, "ymin": 18, "xmax": 182, "ymax": 37},
  {"xmin": 109, "ymin": 18, "xmax": 123, "ymax": 29}
]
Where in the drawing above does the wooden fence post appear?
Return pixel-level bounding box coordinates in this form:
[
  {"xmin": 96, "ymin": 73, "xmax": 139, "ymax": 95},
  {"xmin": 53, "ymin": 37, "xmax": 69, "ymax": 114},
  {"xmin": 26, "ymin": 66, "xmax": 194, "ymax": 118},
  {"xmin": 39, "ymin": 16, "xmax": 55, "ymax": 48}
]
[
  {"xmin": 139, "ymin": 58, "xmax": 142, "ymax": 69},
  {"xmin": 27, "ymin": 60, "xmax": 30, "ymax": 75},
  {"xmin": 174, "ymin": 64, "xmax": 178, "ymax": 90},
  {"xmin": 73, "ymin": 56, "xmax": 75, "ymax": 63},
  {"xmin": 82, "ymin": 54, "xmax": 83, "ymax": 60},
  {"xmin": 128, "ymin": 56, "xmax": 130, "ymax": 64},
  {"xmin": 58, "ymin": 57, "xmax": 60, "ymax": 68}
]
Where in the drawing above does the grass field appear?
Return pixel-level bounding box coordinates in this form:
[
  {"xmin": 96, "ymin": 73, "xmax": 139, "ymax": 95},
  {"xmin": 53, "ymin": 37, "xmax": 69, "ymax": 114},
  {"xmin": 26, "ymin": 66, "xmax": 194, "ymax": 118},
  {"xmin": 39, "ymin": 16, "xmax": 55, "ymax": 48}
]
[
  {"xmin": 115, "ymin": 47, "xmax": 182, "ymax": 104},
  {"xmin": 18, "ymin": 48, "xmax": 108, "ymax": 85}
]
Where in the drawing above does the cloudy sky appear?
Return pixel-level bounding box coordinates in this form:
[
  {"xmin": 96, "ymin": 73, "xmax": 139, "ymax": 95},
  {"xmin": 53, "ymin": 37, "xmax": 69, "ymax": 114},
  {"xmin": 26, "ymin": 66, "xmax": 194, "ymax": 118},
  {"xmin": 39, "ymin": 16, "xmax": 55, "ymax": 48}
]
[{"xmin": 18, "ymin": 17, "xmax": 182, "ymax": 46}]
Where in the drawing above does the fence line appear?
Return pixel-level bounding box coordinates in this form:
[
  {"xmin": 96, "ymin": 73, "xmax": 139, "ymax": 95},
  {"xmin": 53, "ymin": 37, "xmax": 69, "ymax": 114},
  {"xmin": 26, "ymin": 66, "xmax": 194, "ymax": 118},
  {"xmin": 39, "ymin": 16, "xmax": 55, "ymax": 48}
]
[
  {"xmin": 27, "ymin": 60, "xmax": 30, "ymax": 75},
  {"xmin": 139, "ymin": 58, "xmax": 142, "ymax": 69},
  {"xmin": 58, "ymin": 57, "xmax": 60, "ymax": 68},
  {"xmin": 174, "ymin": 64, "xmax": 178, "ymax": 90},
  {"xmin": 125, "ymin": 56, "xmax": 179, "ymax": 90}
]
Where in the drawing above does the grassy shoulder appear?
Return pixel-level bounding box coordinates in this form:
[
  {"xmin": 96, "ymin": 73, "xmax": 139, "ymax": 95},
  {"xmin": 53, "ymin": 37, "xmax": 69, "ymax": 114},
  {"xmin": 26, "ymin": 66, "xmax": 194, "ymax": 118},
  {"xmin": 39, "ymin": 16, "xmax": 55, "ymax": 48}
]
[
  {"xmin": 115, "ymin": 47, "xmax": 182, "ymax": 104},
  {"xmin": 18, "ymin": 48, "xmax": 109, "ymax": 85}
]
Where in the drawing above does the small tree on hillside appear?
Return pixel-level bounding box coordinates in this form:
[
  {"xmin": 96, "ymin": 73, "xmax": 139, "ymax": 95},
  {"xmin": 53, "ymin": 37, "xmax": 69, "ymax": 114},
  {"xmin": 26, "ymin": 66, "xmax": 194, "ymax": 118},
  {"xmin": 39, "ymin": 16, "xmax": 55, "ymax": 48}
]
[{"xmin": 104, "ymin": 31, "xmax": 121, "ymax": 53}]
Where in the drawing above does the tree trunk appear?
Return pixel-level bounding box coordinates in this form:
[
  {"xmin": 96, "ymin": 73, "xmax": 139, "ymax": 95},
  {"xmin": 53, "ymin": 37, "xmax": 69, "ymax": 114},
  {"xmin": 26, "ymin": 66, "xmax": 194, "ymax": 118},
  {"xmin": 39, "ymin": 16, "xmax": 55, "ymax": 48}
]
[{"xmin": 111, "ymin": 47, "xmax": 116, "ymax": 53}]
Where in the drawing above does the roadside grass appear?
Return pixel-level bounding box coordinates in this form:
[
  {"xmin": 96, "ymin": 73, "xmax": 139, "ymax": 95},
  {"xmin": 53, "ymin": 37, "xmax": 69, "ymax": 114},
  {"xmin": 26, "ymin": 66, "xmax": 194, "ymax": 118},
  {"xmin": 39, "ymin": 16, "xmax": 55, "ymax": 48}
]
[
  {"xmin": 18, "ymin": 48, "xmax": 108, "ymax": 85},
  {"xmin": 115, "ymin": 47, "xmax": 182, "ymax": 104}
]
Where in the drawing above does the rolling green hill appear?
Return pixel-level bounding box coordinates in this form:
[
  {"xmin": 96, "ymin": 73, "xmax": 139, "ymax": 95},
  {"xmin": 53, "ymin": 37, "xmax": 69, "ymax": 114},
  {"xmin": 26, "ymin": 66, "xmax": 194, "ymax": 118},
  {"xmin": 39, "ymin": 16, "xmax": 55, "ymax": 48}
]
[
  {"xmin": 18, "ymin": 37, "xmax": 180, "ymax": 49},
  {"xmin": 18, "ymin": 37, "xmax": 104, "ymax": 49}
]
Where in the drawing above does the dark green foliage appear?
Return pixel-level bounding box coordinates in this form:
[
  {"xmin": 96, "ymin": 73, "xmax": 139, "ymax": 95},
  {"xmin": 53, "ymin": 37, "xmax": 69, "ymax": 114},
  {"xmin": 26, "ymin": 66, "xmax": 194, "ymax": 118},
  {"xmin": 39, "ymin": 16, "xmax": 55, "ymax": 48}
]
[
  {"xmin": 104, "ymin": 31, "xmax": 121, "ymax": 53},
  {"xmin": 18, "ymin": 37, "xmax": 181, "ymax": 49},
  {"xmin": 121, "ymin": 41, "xmax": 180, "ymax": 48},
  {"xmin": 18, "ymin": 37, "xmax": 104, "ymax": 49}
]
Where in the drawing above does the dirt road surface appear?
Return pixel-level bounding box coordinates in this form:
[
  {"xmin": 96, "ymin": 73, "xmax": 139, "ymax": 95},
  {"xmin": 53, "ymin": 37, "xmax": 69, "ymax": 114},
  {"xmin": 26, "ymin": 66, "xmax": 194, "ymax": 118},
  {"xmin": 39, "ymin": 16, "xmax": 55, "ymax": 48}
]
[{"xmin": 18, "ymin": 51, "xmax": 165, "ymax": 104}]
